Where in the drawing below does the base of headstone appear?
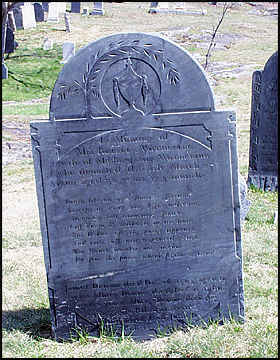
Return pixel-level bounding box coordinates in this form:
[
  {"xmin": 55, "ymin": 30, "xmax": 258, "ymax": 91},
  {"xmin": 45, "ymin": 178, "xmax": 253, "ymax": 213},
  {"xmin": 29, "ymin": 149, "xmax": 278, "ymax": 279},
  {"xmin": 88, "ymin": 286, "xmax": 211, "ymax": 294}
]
[
  {"xmin": 89, "ymin": 10, "xmax": 104, "ymax": 15},
  {"xmin": 149, "ymin": 8, "xmax": 206, "ymax": 15},
  {"xmin": 2, "ymin": 63, "xmax": 8, "ymax": 79},
  {"xmin": 47, "ymin": 18, "xmax": 59, "ymax": 23},
  {"xmin": 247, "ymin": 175, "xmax": 278, "ymax": 192}
]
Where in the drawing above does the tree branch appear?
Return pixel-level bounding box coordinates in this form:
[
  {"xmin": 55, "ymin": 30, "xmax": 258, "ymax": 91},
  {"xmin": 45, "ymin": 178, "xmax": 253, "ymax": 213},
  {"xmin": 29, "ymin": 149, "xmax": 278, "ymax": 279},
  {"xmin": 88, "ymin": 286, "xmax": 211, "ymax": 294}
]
[{"xmin": 204, "ymin": 2, "xmax": 232, "ymax": 71}]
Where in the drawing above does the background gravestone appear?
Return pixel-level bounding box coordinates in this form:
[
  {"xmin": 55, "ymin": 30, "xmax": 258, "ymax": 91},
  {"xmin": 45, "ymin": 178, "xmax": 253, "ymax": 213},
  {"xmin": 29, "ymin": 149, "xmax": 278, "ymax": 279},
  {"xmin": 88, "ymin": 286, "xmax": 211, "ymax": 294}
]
[
  {"xmin": 149, "ymin": 2, "xmax": 159, "ymax": 13},
  {"xmin": 22, "ymin": 3, "xmax": 36, "ymax": 29},
  {"xmin": 31, "ymin": 32, "xmax": 245, "ymax": 341},
  {"xmin": 90, "ymin": 2, "xmax": 104, "ymax": 15},
  {"xmin": 42, "ymin": 2, "xmax": 49, "ymax": 12},
  {"xmin": 33, "ymin": 3, "xmax": 44, "ymax": 23},
  {"xmin": 247, "ymin": 51, "xmax": 278, "ymax": 191},
  {"xmin": 71, "ymin": 2, "xmax": 81, "ymax": 13},
  {"xmin": 57, "ymin": 2, "xmax": 67, "ymax": 14},
  {"xmin": 13, "ymin": 6, "xmax": 23, "ymax": 30},
  {"xmin": 5, "ymin": 27, "xmax": 18, "ymax": 55},
  {"xmin": 47, "ymin": 3, "xmax": 59, "ymax": 23}
]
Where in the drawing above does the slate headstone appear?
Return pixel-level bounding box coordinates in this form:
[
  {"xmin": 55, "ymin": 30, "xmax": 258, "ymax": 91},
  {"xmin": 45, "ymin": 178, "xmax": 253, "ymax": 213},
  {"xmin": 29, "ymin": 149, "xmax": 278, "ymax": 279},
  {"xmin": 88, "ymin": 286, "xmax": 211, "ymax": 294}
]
[
  {"xmin": 13, "ymin": 6, "xmax": 23, "ymax": 30},
  {"xmin": 7, "ymin": 11, "xmax": 16, "ymax": 32},
  {"xmin": 5, "ymin": 27, "xmax": 16, "ymax": 54},
  {"xmin": 33, "ymin": 3, "xmax": 44, "ymax": 22},
  {"xmin": 71, "ymin": 2, "xmax": 81, "ymax": 13},
  {"xmin": 42, "ymin": 2, "xmax": 49, "ymax": 12},
  {"xmin": 22, "ymin": 2, "xmax": 36, "ymax": 29},
  {"xmin": 31, "ymin": 32, "xmax": 245, "ymax": 341},
  {"xmin": 90, "ymin": 2, "xmax": 104, "ymax": 15},
  {"xmin": 2, "ymin": 62, "xmax": 8, "ymax": 79},
  {"xmin": 247, "ymin": 51, "xmax": 278, "ymax": 191}
]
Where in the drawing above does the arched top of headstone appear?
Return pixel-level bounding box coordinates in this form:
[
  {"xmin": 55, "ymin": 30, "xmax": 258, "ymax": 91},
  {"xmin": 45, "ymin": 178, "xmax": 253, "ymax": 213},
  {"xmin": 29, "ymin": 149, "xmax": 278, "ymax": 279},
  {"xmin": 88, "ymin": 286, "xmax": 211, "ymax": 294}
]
[
  {"xmin": 50, "ymin": 33, "xmax": 215, "ymax": 120},
  {"xmin": 262, "ymin": 51, "xmax": 278, "ymax": 86},
  {"xmin": 264, "ymin": 51, "xmax": 278, "ymax": 73},
  {"xmin": 260, "ymin": 51, "xmax": 278, "ymax": 115}
]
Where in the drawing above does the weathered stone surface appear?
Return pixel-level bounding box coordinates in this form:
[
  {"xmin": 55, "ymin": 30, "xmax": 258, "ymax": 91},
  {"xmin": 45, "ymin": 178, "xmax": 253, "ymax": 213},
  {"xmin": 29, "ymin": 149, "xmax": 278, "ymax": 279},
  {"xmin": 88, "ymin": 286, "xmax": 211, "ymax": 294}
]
[
  {"xmin": 247, "ymin": 51, "xmax": 278, "ymax": 191},
  {"xmin": 47, "ymin": 3, "xmax": 59, "ymax": 23},
  {"xmin": 33, "ymin": 3, "xmax": 44, "ymax": 22},
  {"xmin": 2, "ymin": 62, "xmax": 8, "ymax": 79},
  {"xmin": 71, "ymin": 2, "xmax": 80, "ymax": 13},
  {"xmin": 90, "ymin": 2, "xmax": 104, "ymax": 15},
  {"xmin": 21, "ymin": 3, "xmax": 36, "ymax": 29},
  {"xmin": 31, "ymin": 33, "xmax": 245, "ymax": 341},
  {"xmin": 5, "ymin": 27, "xmax": 16, "ymax": 54},
  {"xmin": 42, "ymin": 2, "xmax": 49, "ymax": 12},
  {"xmin": 13, "ymin": 6, "xmax": 23, "ymax": 30}
]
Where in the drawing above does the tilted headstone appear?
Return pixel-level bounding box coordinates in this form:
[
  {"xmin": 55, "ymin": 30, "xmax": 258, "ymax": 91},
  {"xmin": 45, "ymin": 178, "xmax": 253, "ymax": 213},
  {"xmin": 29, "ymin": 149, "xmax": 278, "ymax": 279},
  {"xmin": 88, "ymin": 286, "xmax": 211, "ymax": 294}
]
[
  {"xmin": 64, "ymin": 12, "xmax": 71, "ymax": 32},
  {"xmin": 5, "ymin": 26, "xmax": 14, "ymax": 54},
  {"xmin": 7, "ymin": 11, "xmax": 16, "ymax": 32},
  {"xmin": 60, "ymin": 42, "xmax": 75, "ymax": 64},
  {"xmin": 13, "ymin": 5, "xmax": 23, "ymax": 30},
  {"xmin": 22, "ymin": 2, "xmax": 36, "ymax": 29},
  {"xmin": 90, "ymin": 2, "xmax": 104, "ymax": 15},
  {"xmin": 31, "ymin": 33, "xmax": 245, "ymax": 341},
  {"xmin": 71, "ymin": 2, "xmax": 81, "ymax": 13},
  {"xmin": 247, "ymin": 51, "xmax": 278, "ymax": 191},
  {"xmin": 33, "ymin": 3, "xmax": 44, "ymax": 23},
  {"xmin": 2, "ymin": 62, "xmax": 8, "ymax": 79},
  {"xmin": 47, "ymin": 3, "xmax": 59, "ymax": 23}
]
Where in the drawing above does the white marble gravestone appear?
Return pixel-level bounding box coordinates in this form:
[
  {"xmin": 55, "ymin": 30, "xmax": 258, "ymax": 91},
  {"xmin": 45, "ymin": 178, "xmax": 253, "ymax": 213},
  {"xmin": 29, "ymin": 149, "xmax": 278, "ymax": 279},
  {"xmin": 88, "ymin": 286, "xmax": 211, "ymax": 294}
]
[
  {"xmin": 57, "ymin": 2, "xmax": 67, "ymax": 14},
  {"xmin": 22, "ymin": 3, "xmax": 36, "ymax": 29},
  {"xmin": 47, "ymin": 3, "xmax": 59, "ymax": 23}
]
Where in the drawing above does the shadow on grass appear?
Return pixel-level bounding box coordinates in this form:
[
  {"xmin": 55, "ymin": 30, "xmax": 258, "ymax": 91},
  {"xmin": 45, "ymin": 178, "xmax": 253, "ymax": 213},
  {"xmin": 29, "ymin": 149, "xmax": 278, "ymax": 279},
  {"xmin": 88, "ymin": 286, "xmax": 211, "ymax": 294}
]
[{"xmin": 2, "ymin": 308, "xmax": 53, "ymax": 340}]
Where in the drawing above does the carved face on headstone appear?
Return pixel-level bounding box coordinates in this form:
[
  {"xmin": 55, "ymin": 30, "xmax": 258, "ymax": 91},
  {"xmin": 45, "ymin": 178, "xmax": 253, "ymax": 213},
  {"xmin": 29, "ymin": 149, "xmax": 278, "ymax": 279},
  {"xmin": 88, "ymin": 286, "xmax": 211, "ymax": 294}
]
[{"xmin": 113, "ymin": 58, "xmax": 148, "ymax": 115}]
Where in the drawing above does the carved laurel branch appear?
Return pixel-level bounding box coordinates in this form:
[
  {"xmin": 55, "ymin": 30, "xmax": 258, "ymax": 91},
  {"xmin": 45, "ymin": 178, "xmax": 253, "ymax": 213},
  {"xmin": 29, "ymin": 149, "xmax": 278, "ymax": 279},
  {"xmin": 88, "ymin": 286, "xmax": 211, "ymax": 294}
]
[
  {"xmin": 89, "ymin": 40, "xmax": 181, "ymax": 86},
  {"xmin": 57, "ymin": 39, "xmax": 180, "ymax": 102},
  {"xmin": 57, "ymin": 56, "xmax": 95, "ymax": 101}
]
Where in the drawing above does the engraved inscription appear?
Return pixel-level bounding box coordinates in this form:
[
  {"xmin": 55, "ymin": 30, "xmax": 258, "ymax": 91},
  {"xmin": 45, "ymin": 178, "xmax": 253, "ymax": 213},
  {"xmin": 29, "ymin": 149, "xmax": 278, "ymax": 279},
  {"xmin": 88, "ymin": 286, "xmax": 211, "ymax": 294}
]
[
  {"xmin": 67, "ymin": 275, "xmax": 228, "ymax": 327},
  {"xmin": 51, "ymin": 128, "xmax": 222, "ymax": 272}
]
